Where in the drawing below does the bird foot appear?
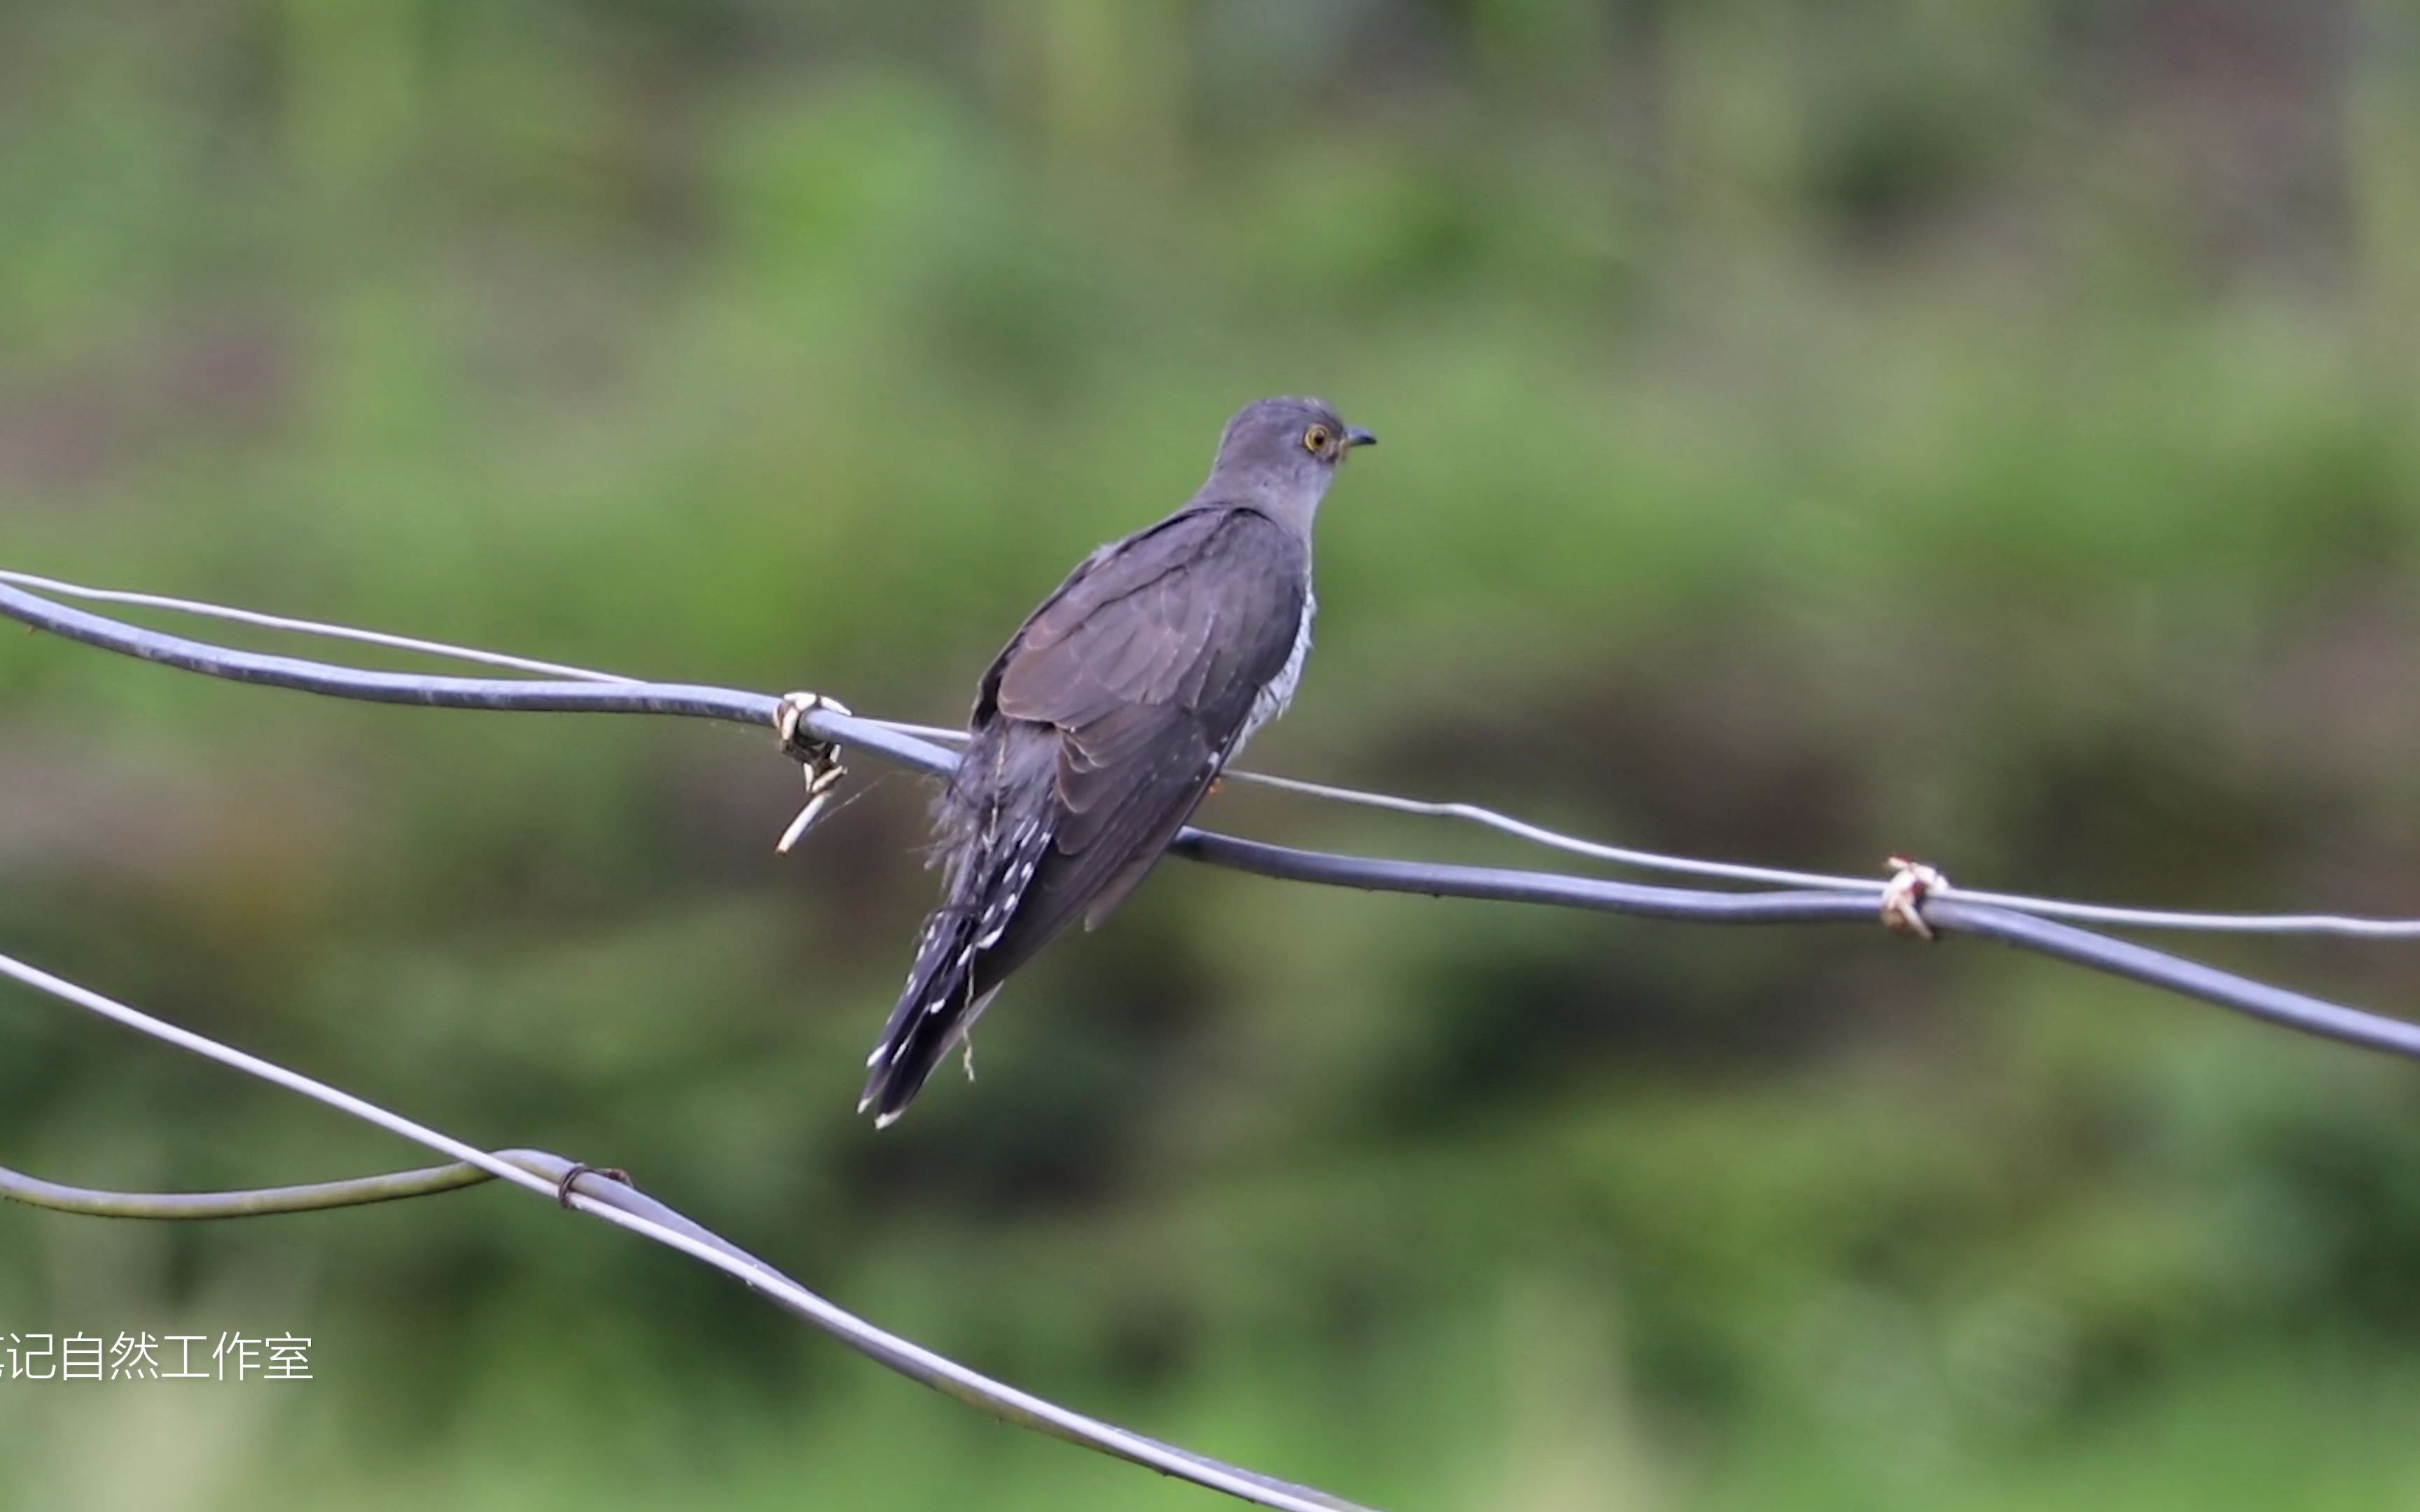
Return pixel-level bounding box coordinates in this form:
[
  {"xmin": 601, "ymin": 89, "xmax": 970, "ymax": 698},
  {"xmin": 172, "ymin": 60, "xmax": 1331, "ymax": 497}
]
[{"xmin": 774, "ymin": 691, "xmax": 853, "ymax": 853}]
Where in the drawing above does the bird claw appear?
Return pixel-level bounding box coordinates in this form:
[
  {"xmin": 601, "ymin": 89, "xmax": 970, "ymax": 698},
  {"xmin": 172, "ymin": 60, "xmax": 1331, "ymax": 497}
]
[
  {"xmin": 774, "ymin": 692, "xmax": 852, "ymax": 854},
  {"xmin": 1880, "ymin": 855, "xmax": 1949, "ymax": 941}
]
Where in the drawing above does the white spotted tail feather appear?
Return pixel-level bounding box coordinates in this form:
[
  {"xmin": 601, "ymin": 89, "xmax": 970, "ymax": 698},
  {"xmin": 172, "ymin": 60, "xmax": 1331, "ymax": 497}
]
[{"xmin": 860, "ymin": 733, "xmax": 1060, "ymax": 1128}]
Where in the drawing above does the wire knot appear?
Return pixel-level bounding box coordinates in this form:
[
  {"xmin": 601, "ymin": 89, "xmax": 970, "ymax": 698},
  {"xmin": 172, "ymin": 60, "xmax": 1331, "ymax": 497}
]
[
  {"xmin": 774, "ymin": 691, "xmax": 854, "ymax": 854},
  {"xmin": 1881, "ymin": 855, "xmax": 1950, "ymax": 941},
  {"xmin": 553, "ymin": 1162, "xmax": 632, "ymax": 1209}
]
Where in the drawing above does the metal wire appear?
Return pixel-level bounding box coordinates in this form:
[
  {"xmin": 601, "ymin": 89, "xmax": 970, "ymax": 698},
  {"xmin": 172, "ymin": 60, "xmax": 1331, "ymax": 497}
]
[
  {"xmin": 1224, "ymin": 773, "xmax": 2420, "ymax": 936},
  {"xmin": 0, "ymin": 568, "xmax": 635, "ymax": 684},
  {"xmin": 8, "ymin": 568, "xmax": 2420, "ymax": 1512},
  {"xmin": 0, "ymin": 951, "xmax": 1372, "ymax": 1512},
  {"xmin": 4, "ymin": 575, "xmax": 2419, "ymax": 1064},
  {"xmin": 13, "ymin": 566, "xmax": 2414, "ymax": 938}
]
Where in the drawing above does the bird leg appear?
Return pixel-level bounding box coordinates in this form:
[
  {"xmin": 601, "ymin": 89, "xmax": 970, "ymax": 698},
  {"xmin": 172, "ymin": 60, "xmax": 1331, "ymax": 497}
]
[{"xmin": 774, "ymin": 691, "xmax": 853, "ymax": 853}]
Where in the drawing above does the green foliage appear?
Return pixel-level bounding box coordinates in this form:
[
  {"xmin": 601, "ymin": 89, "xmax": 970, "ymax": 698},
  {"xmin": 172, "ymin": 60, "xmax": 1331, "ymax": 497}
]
[{"xmin": 5, "ymin": 2, "xmax": 2420, "ymax": 1507}]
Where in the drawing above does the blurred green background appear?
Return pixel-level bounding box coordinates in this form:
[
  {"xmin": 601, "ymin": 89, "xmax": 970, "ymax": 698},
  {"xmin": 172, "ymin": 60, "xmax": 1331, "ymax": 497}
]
[{"xmin": 6, "ymin": 1, "xmax": 2420, "ymax": 1507}]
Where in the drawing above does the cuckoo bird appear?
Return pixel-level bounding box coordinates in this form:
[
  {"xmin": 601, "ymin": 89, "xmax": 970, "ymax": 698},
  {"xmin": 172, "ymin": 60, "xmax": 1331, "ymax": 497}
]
[{"xmin": 861, "ymin": 397, "xmax": 1375, "ymax": 1126}]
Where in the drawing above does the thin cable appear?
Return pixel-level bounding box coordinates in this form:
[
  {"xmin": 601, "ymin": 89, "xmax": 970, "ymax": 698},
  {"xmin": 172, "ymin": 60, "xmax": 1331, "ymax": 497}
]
[
  {"xmin": 0, "ymin": 1153, "xmax": 514, "ymax": 1218},
  {"xmin": 1229, "ymin": 771, "xmax": 1879, "ymax": 892},
  {"xmin": 0, "ymin": 952, "xmax": 566, "ymax": 1203},
  {"xmin": 8, "ymin": 575, "xmax": 2420, "ymax": 1065},
  {"xmin": 1174, "ymin": 831, "xmax": 2420, "ymax": 1059},
  {"xmin": 1230, "ymin": 774, "xmax": 2420, "ymax": 937},
  {"xmin": 8, "ymin": 568, "xmax": 2415, "ymax": 939},
  {"xmin": 0, "ymin": 951, "xmax": 1371, "ymax": 1512},
  {"xmin": 5, "ymin": 575, "xmax": 2420, "ymax": 1492},
  {"xmin": 4, "ymin": 570, "xmax": 2420, "ymax": 1069},
  {"xmin": 0, "ymin": 568, "xmax": 966, "ymax": 746},
  {"xmin": 0, "ymin": 569, "xmax": 634, "ymax": 683}
]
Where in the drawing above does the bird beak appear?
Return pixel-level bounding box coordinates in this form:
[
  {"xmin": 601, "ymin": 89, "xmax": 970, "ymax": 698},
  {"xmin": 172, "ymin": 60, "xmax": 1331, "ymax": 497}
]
[{"xmin": 1344, "ymin": 426, "xmax": 1377, "ymax": 449}]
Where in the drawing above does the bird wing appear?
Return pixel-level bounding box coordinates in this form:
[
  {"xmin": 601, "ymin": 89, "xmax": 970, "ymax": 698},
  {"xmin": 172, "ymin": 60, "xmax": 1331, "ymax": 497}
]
[
  {"xmin": 859, "ymin": 505, "xmax": 1310, "ymax": 1126},
  {"xmin": 983, "ymin": 505, "xmax": 1309, "ymax": 951}
]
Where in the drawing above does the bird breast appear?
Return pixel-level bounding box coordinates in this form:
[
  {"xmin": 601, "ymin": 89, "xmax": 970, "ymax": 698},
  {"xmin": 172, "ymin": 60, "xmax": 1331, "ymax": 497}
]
[{"xmin": 1235, "ymin": 588, "xmax": 1314, "ymax": 756}]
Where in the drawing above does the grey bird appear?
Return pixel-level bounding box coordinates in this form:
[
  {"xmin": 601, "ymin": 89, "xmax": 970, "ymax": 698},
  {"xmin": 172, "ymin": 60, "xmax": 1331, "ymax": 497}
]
[{"xmin": 861, "ymin": 397, "xmax": 1375, "ymax": 1126}]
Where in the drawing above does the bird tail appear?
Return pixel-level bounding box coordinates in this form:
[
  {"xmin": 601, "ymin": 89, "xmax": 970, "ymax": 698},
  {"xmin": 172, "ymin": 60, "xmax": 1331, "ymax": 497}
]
[{"xmin": 861, "ymin": 804, "xmax": 1055, "ymax": 1126}]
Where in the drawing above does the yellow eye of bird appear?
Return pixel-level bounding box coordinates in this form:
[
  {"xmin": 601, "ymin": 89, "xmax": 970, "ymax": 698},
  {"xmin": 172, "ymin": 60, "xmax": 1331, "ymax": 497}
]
[{"xmin": 1303, "ymin": 424, "xmax": 1332, "ymax": 454}]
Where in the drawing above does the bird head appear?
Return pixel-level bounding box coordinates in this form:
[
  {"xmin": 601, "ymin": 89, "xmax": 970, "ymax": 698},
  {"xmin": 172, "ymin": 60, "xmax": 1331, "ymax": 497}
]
[{"xmin": 1204, "ymin": 396, "xmax": 1376, "ymax": 514}]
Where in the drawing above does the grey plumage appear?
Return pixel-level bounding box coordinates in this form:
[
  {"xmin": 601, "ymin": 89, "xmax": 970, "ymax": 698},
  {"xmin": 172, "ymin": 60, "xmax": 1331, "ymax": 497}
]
[{"xmin": 861, "ymin": 397, "xmax": 1375, "ymax": 1126}]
